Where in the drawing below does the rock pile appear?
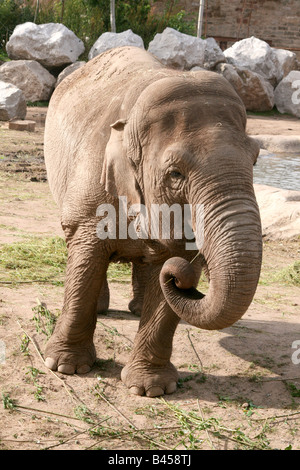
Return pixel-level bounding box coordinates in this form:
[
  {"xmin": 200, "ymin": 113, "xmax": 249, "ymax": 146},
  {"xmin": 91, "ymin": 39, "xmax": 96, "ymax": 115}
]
[
  {"xmin": 0, "ymin": 23, "xmax": 299, "ymax": 120},
  {"xmin": 223, "ymin": 36, "xmax": 279, "ymax": 84},
  {"xmin": 87, "ymin": 28, "xmax": 300, "ymax": 118},
  {"xmin": 0, "ymin": 21, "xmax": 85, "ymax": 119},
  {"xmin": 221, "ymin": 36, "xmax": 299, "ymax": 116}
]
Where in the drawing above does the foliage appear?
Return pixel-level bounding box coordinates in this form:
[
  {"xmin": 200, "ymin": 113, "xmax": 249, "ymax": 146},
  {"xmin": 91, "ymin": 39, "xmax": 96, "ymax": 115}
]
[
  {"xmin": 0, "ymin": 0, "xmax": 33, "ymax": 48},
  {"xmin": 31, "ymin": 302, "xmax": 57, "ymax": 339},
  {"xmin": 0, "ymin": 49, "xmax": 9, "ymax": 61},
  {"xmin": 37, "ymin": 0, "xmax": 105, "ymax": 54},
  {"xmin": 2, "ymin": 392, "xmax": 17, "ymax": 410}
]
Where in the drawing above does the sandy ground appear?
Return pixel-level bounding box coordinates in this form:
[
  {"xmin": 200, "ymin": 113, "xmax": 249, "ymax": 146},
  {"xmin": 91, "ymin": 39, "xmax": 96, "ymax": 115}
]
[
  {"xmin": 0, "ymin": 109, "xmax": 299, "ymax": 451},
  {"xmin": 246, "ymin": 114, "xmax": 300, "ymax": 136}
]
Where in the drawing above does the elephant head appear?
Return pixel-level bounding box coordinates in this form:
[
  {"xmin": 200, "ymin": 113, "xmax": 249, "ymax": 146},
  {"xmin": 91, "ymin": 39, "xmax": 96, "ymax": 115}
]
[{"xmin": 101, "ymin": 70, "xmax": 262, "ymax": 331}]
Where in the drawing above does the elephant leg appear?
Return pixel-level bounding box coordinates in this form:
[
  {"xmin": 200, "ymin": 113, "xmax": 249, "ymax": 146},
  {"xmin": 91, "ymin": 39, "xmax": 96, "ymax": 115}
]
[
  {"xmin": 97, "ymin": 275, "xmax": 110, "ymax": 314},
  {"xmin": 128, "ymin": 263, "xmax": 150, "ymax": 316},
  {"xmin": 44, "ymin": 224, "xmax": 108, "ymax": 375},
  {"xmin": 121, "ymin": 264, "xmax": 181, "ymax": 397}
]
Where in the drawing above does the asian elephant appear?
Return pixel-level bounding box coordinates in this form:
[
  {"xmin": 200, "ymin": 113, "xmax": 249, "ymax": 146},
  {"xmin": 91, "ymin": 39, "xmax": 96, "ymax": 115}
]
[{"xmin": 43, "ymin": 47, "xmax": 262, "ymax": 397}]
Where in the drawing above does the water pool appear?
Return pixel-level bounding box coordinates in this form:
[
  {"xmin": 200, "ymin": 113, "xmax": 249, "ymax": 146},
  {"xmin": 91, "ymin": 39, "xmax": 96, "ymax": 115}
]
[{"xmin": 253, "ymin": 152, "xmax": 300, "ymax": 191}]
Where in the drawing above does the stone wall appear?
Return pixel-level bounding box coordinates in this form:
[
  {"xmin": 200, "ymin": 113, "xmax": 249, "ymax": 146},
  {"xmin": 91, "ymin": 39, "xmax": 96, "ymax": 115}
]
[{"xmin": 152, "ymin": 0, "xmax": 300, "ymax": 58}]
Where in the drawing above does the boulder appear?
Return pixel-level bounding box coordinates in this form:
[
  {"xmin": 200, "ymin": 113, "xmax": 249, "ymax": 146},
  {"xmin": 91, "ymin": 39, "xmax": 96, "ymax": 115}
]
[
  {"xmin": 224, "ymin": 36, "xmax": 279, "ymax": 85},
  {"xmin": 0, "ymin": 81, "xmax": 26, "ymax": 121},
  {"xmin": 203, "ymin": 37, "xmax": 226, "ymax": 70},
  {"xmin": 0, "ymin": 60, "xmax": 56, "ymax": 102},
  {"xmin": 88, "ymin": 30, "xmax": 144, "ymax": 60},
  {"xmin": 6, "ymin": 22, "xmax": 85, "ymax": 69},
  {"xmin": 148, "ymin": 27, "xmax": 206, "ymax": 70},
  {"xmin": 254, "ymin": 184, "xmax": 300, "ymax": 240},
  {"xmin": 56, "ymin": 61, "xmax": 86, "ymax": 87},
  {"xmin": 274, "ymin": 70, "xmax": 300, "ymax": 118},
  {"xmin": 217, "ymin": 63, "xmax": 274, "ymax": 111},
  {"xmin": 273, "ymin": 48, "xmax": 298, "ymax": 83}
]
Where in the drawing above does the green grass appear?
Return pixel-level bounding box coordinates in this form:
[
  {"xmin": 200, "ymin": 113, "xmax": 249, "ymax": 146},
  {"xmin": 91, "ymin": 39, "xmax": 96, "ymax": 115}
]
[
  {"xmin": 0, "ymin": 236, "xmax": 132, "ymax": 285},
  {"xmin": 0, "ymin": 236, "xmax": 67, "ymax": 284},
  {"xmin": 2, "ymin": 235, "xmax": 297, "ymax": 288},
  {"xmin": 259, "ymin": 259, "xmax": 300, "ymax": 287},
  {"xmin": 107, "ymin": 262, "xmax": 131, "ymax": 283},
  {"xmin": 273, "ymin": 261, "xmax": 300, "ymax": 286}
]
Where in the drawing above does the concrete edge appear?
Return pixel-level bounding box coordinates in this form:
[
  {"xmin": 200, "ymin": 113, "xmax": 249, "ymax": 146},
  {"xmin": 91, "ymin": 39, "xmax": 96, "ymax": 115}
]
[{"xmin": 250, "ymin": 134, "xmax": 300, "ymax": 153}]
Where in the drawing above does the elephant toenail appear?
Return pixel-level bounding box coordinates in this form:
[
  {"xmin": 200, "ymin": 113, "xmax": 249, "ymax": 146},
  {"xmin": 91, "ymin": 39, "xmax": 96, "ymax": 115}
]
[
  {"xmin": 77, "ymin": 364, "xmax": 91, "ymax": 374},
  {"xmin": 129, "ymin": 386, "xmax": 144, "ymax": 396},
  {"xmin": 165, "ymin": 381, "xmax": 177, "ymax": 394},
  {"xmin": 146, "ymin": 386, "xmax": 164, "ymax": 397},
  {"xmin": 57, "ymin": 363, "xmax": 76, "ymax": 375},
  {"xmin": 45, "ymin": 357, "xmax": 57, "ymax": 370}
]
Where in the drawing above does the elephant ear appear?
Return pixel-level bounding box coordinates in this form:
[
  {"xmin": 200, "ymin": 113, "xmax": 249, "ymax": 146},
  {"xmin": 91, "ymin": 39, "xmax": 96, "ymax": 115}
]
[{"xmin": 101, "ymin": 119, "xmax": 141, "ymax": 205}]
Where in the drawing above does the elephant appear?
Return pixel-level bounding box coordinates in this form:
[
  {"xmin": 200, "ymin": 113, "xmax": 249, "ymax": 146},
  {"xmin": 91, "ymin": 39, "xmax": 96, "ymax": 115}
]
[{"xmin": 43, "ymin": 46, "xmax": 262, "ymax": 397}]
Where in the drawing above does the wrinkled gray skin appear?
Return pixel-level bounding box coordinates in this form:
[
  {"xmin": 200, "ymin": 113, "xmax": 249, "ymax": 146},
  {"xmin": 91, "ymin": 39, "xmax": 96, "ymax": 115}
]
[{"xmin": 44, "ymin": 47, "xmax": 262, "ymax": 397}]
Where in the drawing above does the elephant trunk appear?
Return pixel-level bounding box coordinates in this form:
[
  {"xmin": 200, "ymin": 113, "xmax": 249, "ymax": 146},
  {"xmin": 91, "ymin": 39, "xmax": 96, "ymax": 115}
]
[{"xmin": 159, "ymin": 195, "xmax": 262, "ymax": 330}]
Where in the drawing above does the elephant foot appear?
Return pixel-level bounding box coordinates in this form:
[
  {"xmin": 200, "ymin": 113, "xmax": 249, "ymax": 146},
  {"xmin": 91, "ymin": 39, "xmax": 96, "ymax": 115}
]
[
  {"xmin": 128, "ymin": 298, "xmax": 143, "ymax": 316},
  {"xmin": 44, "ymin": 334, "xmax": 96, "ymax": 375},
  {"xmin": 121, "ymin": 359, "xmax": 178, "ymax": 397}
]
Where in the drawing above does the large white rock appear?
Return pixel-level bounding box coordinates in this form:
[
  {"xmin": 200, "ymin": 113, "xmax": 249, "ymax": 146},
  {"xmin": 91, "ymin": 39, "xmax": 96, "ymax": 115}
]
[
  {"xmin": 88, "ymin": 30, "xmax": 144, "ymax": 60},
  {"xmin": 274, "ymin": 70, "xmax": 300, "ymax": 118},
  {"xmin": 273, "ymin": 48, "xmax": 298, "ymax": 83},
  {"xmin": 6, "ymin": 22, "xmax": 85, "ymax": 68},
  {"xmin": 56, "ymin": 61, "xmax": 86, "ymax": 87},
  {"xmin": 217, "ymin": 63, "xmax": 274, "ymax": 111},
  {"xmin": 0, "ymin": 60, "xmax": 56, "ymax": 102},
  {"xmin": 224, "ymin": 36, "xmax": 279, "ymax": 85},
  {"xmin": 0, "ymin": 81, "xmax": 26, "ymax": 121},
  {"xmin": 148, "ymin": 27, "xmax": 206, "ymax": 70},
  {"xmin": 203, "ymin": 37, "xmax": 226, "ymax": 70},
  {"xmin": 254, "ymin": 184, "xmax": 300, "ymax": 240}
]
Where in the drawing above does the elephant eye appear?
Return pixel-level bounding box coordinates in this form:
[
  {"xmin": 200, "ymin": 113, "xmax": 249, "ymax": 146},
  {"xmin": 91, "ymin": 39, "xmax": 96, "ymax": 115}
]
[{"xmin": 169, "ymin": 170, "xmax": 184, "ymax": 179}]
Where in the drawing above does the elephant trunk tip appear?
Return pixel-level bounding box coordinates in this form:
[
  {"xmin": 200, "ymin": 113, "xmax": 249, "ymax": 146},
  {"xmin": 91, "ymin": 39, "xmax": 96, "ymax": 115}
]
[{"xmin": 160, "ymin": 257, "xmax": 198, "ymax": 290}]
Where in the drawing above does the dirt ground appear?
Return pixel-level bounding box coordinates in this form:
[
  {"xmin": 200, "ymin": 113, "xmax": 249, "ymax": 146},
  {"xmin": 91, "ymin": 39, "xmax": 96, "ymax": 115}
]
[{"xmin": 0, "ymin": 108, "xmax": 299, "ymax": 451}]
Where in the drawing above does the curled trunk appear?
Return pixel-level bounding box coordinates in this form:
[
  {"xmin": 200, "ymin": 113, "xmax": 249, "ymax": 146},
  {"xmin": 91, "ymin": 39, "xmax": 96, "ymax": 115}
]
[{"xmin": 159, "ymin": 198, "xmax": 262, "ymax": 330}]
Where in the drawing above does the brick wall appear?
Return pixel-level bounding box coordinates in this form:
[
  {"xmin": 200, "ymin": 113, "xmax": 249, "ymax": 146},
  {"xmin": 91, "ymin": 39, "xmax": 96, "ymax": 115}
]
[{"xmin": 152, "ymin": 0, "xmax": 300, "ymax": 58}]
